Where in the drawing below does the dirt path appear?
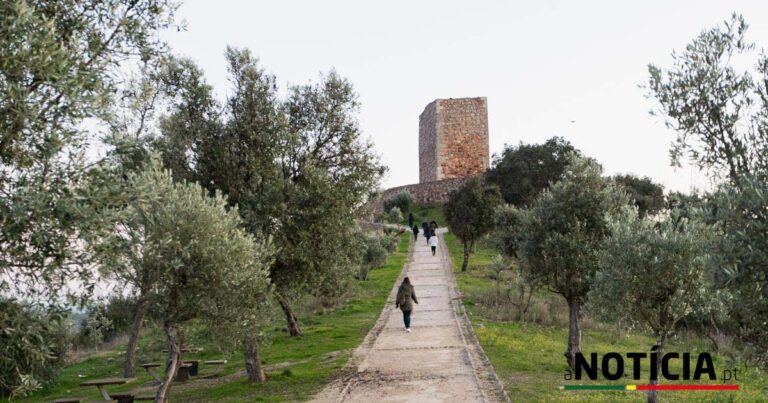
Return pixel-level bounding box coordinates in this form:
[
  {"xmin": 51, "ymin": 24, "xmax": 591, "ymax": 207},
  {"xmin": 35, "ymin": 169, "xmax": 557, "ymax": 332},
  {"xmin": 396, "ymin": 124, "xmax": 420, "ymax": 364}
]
[{"xmin": 311, "ymin": 229, "xmax": 508, "ymax": 402}]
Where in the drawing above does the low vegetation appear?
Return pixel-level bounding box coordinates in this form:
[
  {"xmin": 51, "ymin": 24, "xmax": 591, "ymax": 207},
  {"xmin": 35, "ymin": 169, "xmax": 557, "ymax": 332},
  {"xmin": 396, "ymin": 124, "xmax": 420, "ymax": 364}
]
[
  {"xmin": 8, "ymin": 233, "xmax": 409, "ymax": 403},
  {"xmin": 442, "ymin": 230, "xmax": 768, "ymax": 402}
]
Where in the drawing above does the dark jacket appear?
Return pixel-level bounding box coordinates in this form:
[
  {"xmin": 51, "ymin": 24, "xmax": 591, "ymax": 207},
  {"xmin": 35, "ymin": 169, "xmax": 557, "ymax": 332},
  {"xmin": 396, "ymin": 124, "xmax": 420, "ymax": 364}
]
[
  {"xmin": 396, "ymin": 283, "xmax": 418, "ymax": 311},
  {"xmin": 408, "ymin": 213, "xmax": 414, "ymax": 227}
]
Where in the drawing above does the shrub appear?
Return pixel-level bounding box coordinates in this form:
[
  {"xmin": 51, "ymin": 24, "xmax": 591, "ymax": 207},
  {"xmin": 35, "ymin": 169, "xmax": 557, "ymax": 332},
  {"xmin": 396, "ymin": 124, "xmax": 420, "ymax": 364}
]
[
  {"xmin": 0, "ymin": 298, "xmax": 69, "ymax": 398},
  {"xmin": 387, "ymin": 206, "xmax": 403, "ymax": 224},
  {"xmin": 358, "ymin": 233, "xmax": 388, "ymax": 280},
  {"xmin": 383, "ymin": 191, "xmax": 412, "ymax": 214}
]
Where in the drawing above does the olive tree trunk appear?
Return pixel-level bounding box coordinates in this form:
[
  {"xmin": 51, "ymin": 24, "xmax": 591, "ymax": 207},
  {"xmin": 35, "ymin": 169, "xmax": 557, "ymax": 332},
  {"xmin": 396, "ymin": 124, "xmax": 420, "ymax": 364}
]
[
  {"xmin": 123, "ymin": 297, "xmax": 148, "ymax": 377},
  {"xmin": 275, "ymin": 291, "xmax": 302, "ymax": 337},
  {"xmin": 244, "ymin": 339, "xmax": 267, "ymax": 383},
  {"xmin": 565, "ymin": 298, "xmax": 582, "ymax": 369},
  {"xmin": 154, "ymin": 321, "xmax": 182, "ymax": 403},
  {"xmin": 647, "ymin": 339, "xmax": 666, "ymax": 403},
  {"xmin": 461, "ymin": 239, "xmax": 473, "ymax": 272}
]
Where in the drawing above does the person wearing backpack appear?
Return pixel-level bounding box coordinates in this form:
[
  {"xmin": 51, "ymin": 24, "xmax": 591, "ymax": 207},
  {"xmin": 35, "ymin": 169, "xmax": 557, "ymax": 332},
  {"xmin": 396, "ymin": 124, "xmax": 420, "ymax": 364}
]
[{"xmin": 395, "ymin": 277, "xmax": 418, "ymax": 332}]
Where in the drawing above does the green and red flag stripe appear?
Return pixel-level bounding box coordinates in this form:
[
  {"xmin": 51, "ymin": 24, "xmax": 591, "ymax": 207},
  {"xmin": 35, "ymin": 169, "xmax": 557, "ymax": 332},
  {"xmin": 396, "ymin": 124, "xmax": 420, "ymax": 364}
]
[{"xmin": 560, "ymin": 384, "xmax": 739, "ymax": 391}]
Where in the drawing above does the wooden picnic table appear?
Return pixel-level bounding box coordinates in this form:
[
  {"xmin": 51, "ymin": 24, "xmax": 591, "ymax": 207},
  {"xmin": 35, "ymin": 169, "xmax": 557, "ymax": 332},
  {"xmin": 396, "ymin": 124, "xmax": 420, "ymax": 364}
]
[
  {"xmin": 79, "ymin": 377, "xmax": 135, "ymax": 401},
  {"xmin": 140, "ymin": 363, "xmax": 162, "ymax": 384},
  {"xmin": 161, "ymin": 347, "xmax": 203, "ymax": 353}
]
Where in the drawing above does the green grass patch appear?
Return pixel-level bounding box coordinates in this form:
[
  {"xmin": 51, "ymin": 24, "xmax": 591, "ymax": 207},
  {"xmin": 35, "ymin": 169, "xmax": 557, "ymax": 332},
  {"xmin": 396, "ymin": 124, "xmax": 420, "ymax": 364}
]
[
  {"xmin": 404, "ymin": 203, "xmax": 445, "ymax": 228},
  {"xmin": 13, "ymin": 233, "xmax": 410, "ymax": 403}
]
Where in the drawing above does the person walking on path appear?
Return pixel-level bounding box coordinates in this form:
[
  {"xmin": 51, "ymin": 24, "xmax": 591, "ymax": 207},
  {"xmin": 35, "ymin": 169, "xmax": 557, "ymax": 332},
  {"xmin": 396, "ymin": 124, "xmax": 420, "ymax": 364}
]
[
  {"xmin": 429, "ymin": 220, "xmax": 438, "ymax": 237},
  {"xmin": 429, "ymin": 234, "xmax": 438, "ymax": 256},
  {"xmin": 412, "ymin": 225, "xmax": 419, "ymax": 240},
  {"xmin": 408, "ymin": 212, "xmax": 414, "ymax": 228},
  {"xmin": 395, "ymin": 277, "xmax": 418, "ymax": 332},
  {"xmin": 421, "ymin": 221, "xmax": 430, "ymax": 244}
]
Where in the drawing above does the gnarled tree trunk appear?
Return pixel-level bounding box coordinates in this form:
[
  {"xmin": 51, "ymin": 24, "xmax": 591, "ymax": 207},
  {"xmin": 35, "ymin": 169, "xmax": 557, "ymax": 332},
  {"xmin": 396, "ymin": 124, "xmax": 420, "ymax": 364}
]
[
  {"xmin": 565, "ymin": 298, "xmax": 582, "ymax": 369},
  {"xmin": 244, "ymin": 339, "xmax": 267, "ymax": 383},
  {"xmin": 461, "ymin": 239, "xmax": 471, "ymax": 271},
  {"xmin": 275, "ymin": 291, "xmax": 302, "ymax": 337},
  {"xmin": 154, "ymin": 321, "xmax": 181, "ymax": 403},
  {"xmin": 123, "ymin": 297, "xmax": 148, "ymax": 377}
]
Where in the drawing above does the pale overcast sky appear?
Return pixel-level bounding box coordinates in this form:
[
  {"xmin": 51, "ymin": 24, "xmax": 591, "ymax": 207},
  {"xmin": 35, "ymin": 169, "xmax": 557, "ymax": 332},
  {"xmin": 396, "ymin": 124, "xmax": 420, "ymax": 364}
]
[{"xmin": 162, "ymin": 0, "xmax": 768, "ymax": 193}]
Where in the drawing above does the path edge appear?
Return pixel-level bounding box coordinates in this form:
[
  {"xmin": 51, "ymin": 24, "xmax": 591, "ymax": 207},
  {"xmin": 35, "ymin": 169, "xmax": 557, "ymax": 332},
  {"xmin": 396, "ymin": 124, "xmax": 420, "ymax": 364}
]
[
  {"xmin": 439, "ymin": 232, "xmax": 511, "ymax": 403},
  {"xmin": 309, "ymin": 230, "xmax": 415, "ymax": 402}
]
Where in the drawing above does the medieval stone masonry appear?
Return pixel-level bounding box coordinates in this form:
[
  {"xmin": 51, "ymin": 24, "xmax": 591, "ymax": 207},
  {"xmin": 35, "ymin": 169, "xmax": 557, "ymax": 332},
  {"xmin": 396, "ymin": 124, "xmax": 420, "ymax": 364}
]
[
  {"xmin": 374, "ymin": 97, "xmax": 490, "ymax": 212},
  {"xmin": 419, "ymin": 97, "xmax": 489, "ymax": 183}
]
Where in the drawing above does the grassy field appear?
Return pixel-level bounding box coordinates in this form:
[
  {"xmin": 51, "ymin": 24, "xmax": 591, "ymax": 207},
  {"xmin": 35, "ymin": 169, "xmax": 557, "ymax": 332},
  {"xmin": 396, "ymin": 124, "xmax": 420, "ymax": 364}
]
[
  {"xmin": 12, "ymin": 233, "xmax": 410, "ymax": 403},
  {"xmin": 435, "ymin": 207, "xmax": 768, "ymax": 402}
]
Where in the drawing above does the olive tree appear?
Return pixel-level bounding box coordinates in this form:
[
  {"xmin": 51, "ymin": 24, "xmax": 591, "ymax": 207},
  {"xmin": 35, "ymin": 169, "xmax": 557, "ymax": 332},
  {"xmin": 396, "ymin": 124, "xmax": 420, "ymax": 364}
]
[
  {"xmin": 611, "ymin": 174, "xmax": 664, "ymax": 218},
  {"xmin": 90, "ymin": 164, "xmax": 273, "ymax": 401},
  {"xmin": 590, "ymin": 210, "xmax": 713, "ymax": 403},
  {"xmin": 444, "ymin": 178, "xmax": 502, "ymax": 271},
  {"xmin": 648, "ymin": 13, "xmax": 768, "ymax": 185},
  {"xmin": 157, "ymin": 49, "xmax": 385, "ymax": 336},
  {"xmin": 709, "ymin": 176, "xmax": 768, "ymax": 367},
  {"xmin": 513, "ymin": 154, "xmax": 629, "ymax": 368},
  {"xmin": 0, "ymin": 0, "xmax": 178, "ymax": 302}
]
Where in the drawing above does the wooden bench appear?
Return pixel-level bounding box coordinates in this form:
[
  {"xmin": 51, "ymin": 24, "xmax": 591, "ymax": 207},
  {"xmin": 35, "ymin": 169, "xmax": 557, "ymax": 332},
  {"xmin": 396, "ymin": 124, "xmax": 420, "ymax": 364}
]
[
  {"xmin": 109, "ymin": 393, "xmax": 155, "ymax": 403},
  {"xmin": 183, "ymin": 360, "xmax": 200, "ymax": 376},
  {"xmin": 140, "ymin": 363, "xmax": 162, "ymax": 384},
  {"xmin": 79, "ymin": 377, "xmax": 136, "ymax": 401},
  {"xmin": 52, "ymin": 399, "xmax": 117, "ymax": 403},
  {"xmin": 199, "ymin": 359, "xmax": 228, "ymax": 379},
  {"xmin": 174, "ymin": 362, "xmax": 193, "ymax": 382}
]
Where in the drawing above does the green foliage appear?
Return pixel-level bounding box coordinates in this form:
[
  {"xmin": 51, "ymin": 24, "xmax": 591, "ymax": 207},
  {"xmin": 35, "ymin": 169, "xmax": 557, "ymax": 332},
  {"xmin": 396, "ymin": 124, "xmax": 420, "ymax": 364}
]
[
  {"xmin": 383, "ymin": 191, "xmax": 412, "ymax": 214},
  {"xmin": 0, "ymin": 298, "xmax": 69, "ymax": 398},
  {"xmin": 709, "ymin": 175, "xmax": 768, "ymax": 366},
  {"xmin": 486, "ymin": 137, "xmax": 578, "ymax": 206},
  {"xmin": 154, "ymin": 50, "xmax": 385, "ymax": 309},
  {"xmin": 356, "ymin": 233, "xmax": 389, "ymax": 281},
  {"xmin": 12, "ymin": 233, "xmax": 411, "ymax": 402},
  {"xmin": 387, "ymin": 206, "xmax": 403, "ymax": 224},
  {"xmin": 117, "ymin": 163, "xmax": 271, "ymax": 324},
  {"xmin": 611, "ymin": 174, "xmax": 664, "ymax": 218},
  {"xmin": 76, "ymin": 295, "xmax": 138, "ymax": 347},
  {"xmin": 0, "ymin": 0, "xmax": 178, "ymax": 302},
  {"xmin": 648, "ymin": 13, "xmax": 768, "ymax": 184},
  {"xmin": 512, "ymin": 155, "xmax": 629, "ymax": 299},
  {"xmin": 590, "ymin": 210, "xmax": 714, "ymax": 344},
  {"xmin": 445, "ymin": 178, "xmax": 503, "ymax": 270}
]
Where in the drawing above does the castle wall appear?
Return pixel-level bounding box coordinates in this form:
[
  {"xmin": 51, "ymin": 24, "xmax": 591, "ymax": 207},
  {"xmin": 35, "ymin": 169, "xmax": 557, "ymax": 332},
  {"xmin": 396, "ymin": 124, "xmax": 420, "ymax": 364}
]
[{"xmin": 373, "ymin": 177, "xmax": 471, "ymax": 213}]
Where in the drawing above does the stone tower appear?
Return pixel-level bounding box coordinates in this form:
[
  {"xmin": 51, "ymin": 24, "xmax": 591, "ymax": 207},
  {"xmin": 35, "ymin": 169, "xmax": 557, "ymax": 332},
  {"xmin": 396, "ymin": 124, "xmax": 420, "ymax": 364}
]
[{"xmin": 418, "ymin": 97, "xmax": 490, "ymax": 183}]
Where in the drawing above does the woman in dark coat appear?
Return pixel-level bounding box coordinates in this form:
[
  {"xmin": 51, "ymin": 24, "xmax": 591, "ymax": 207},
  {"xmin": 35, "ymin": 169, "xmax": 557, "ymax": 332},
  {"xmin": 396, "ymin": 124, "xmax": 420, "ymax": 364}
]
[
  {"xmin": 412, "ymin": 225, "xmax": 419, "ymax": 240},
  {"xmin": 421, "ymin": 221, "xmax": 430, "ymax": 244},
  {"xmin": 395, "ymin": 277, "xmax": 418, "ymax": 332}
]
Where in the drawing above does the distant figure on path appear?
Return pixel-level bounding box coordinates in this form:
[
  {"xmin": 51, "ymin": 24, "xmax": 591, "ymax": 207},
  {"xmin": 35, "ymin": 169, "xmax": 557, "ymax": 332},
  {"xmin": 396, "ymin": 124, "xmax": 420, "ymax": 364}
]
[
  {"xmin": 412, "ymin": 225, "xmax": 419, "ymax": 240},
  {"xmin": 408, "ymin": 212, "xmax": 415, "ymax": 228},
  {"xmin": 429, "ymin": 234, "xmax": 438, "ymax": 256},
  {"xmin": 429, "ymin": 220, "xmax": 438, "ymax": 237},
  {"xmin": 395, "ymin": 277, "xmax": 418, "ymax": 332},
  {"xmin": 422, "ymin": 221, "xmax": 430, "ymax": 244}
]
